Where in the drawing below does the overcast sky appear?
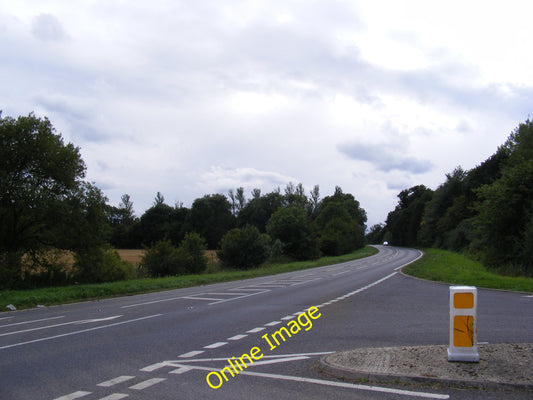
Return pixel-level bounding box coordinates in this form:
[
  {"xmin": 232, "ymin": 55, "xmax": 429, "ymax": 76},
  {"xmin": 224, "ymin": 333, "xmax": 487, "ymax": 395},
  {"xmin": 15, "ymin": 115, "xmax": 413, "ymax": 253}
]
[{"xmin": 2, "ymin": 0, "xmax": 532, "ymax": 227}]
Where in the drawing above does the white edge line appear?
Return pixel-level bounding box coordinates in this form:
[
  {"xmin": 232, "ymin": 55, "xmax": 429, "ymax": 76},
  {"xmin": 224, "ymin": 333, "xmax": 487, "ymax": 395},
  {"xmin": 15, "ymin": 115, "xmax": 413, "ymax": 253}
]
[
  {"xmin": 394, "ymin": 250, "xmax": 424, "ymax": 271},
  {"xmin": 0, "ymin": 314, "xmax": 162, "ymax": 351}
]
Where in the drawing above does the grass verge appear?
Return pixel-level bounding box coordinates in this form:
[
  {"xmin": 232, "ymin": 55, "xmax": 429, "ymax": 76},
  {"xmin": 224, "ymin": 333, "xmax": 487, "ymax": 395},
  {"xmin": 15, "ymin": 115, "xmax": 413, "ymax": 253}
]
[
  {"xmin": 403, "ymin": 248, "xmax": 533, "ymax": 293},
  {"xmin": 1, "ymin": 246, "xmax": 378, "ymax": 311}
]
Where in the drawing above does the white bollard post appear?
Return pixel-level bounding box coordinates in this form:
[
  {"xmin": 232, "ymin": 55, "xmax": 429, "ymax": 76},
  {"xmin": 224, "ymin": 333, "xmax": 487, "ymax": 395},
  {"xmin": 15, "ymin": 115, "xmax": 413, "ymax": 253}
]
[{"xmin": 448, "ymin": 286, "xmax": 479, "ymax": 362}]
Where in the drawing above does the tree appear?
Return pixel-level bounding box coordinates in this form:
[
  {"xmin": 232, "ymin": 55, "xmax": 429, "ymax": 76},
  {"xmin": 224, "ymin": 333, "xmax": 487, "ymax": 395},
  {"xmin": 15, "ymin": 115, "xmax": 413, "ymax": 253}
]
[
  {"xmin": 473, "ymin": 120, "xmax": 533, "ymax": 274},
  {"xmin": 386, "ymin": 185, "xmax": 433, "ymax": 246},
  {"xmin": 0, "ymin": 113, "xmax": 109, "ymax": 288},
  {"xmin": 266, "ymin": 206, "xmax": 318, "ymax": 260},
  {"xmin": 218, "ymin": 225, "xmax": 271, "ymax": 269},
  {"xmin": 188, "ymin": 194, "xmax": 235, "ymax": 248},
  {"xmin": 237, "ymin": 191, "xmax": 285, "ymax": 232},
  {"xmin": 315, "ymin": 191, "xmax": 366, "ymax": 255}
]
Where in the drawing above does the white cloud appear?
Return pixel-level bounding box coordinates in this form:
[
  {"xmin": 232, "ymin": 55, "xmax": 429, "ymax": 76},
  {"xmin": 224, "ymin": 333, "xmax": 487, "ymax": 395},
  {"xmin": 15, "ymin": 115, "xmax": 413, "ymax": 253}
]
[{"xmin": 1, "ymin": 0, "xmax": 532, "ymax": 227}]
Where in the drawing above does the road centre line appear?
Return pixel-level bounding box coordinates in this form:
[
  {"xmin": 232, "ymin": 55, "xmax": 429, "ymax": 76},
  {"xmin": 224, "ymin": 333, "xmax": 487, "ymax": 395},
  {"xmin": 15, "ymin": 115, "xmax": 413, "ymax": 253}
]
[
  {"xmin": 227, "ymin": 334, "xmax": 248, "ymax": 340},
  {"xmin": 178, "ymin": 350, "xmax": 205, "ymax": 358},
  {"xmin": 53, "ymin": 391, "xmax": 92, "ymax": 400},
  {"xmin": 264, "ymin": 321, "xmax": 282, "ymax": 326},
  {"xmin": 0, "ymin": 315, "xmax": 122, "ymax": 337},
  {"xmin": 97, "ymin": 375, "xmax": 135, "ymax": 387},
  {"xmin": 98, "ymin": 394, "xmax": 128, "ymax": 400},
  {"xmin": 246, "ymin": 327, "xmax": 265, "ymax": 333},
  {"xmin": 204, "ymin": 342, "xmax": 228, "ymax": 349},
  {"xmin": 0, "ymin": 314, "xmax": 162, "ymax": 351},
  {"xmin": 0, "ymin": 316, "xmax": 65, "ymax": 328},
  {"xmin": 129, "ymin": 377, "xmax": 166, "ymax": 390},
  {"xmin": 170, "ymin": 363, "xmax": 449, "ymax": 399}
]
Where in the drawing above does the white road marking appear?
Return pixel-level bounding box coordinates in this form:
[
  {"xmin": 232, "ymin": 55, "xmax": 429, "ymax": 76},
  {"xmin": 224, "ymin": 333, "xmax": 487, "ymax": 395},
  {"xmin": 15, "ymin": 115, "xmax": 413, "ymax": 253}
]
[
  {"xmin": 204, "ymin": 341, "xmax": 227, "ymax": 349},
  {"xmin": 53, "ymin": 391, "xmax": 92, "ymax": 400},
  {"xmin": 332, "ymin": 270, "xmax": 350, "ymax": 276},
  {"xmin": 170, "ymin": 351, "xmax": 335, "ymax": 363},
  {"xmin": 97, "ymin": 394, "xmax": 128, "ymax": 400},
  {"xmin": 178, "ymin": 350, "xmax": 205, "ymax": 358},
  {"xmin": 75, "ymin": 316, "xmax": 122, "ymax": 324},
  {"xmin": 129, "ymin": 378, "xmax": 166, "ymax": 390},
  {"xmin": 182, "ymin": 296, "xmax": 224, "ymax": 301},
  {"xmin": 227, "ymin": 334, "xmax": 247, "ymax": 340},
  {"xmin": 121, "ymin": 296, "xmax": 183, "ymax": 308},
  {"xmin": 208, "ymin": 290, "xmax": 270, "ymax": 305},
  {"xmin": 169, "ymin": 366, "xmax": 192, "ymax": 374},
  {"xmin": 0, "ymin": 314, "xmax": 162, "ymax": 350},
  {"xmin": 1, "ymin": 315, "xmax": 122, "ymax": 337},
  {"xmin": 281, "ymin": 315, "xmax": 295, "ymax": 320},
  {"xmin": 246, "ymin": 327, "xmax": 265, "ymax": 333},
  {"xmin": 97, "ymin": 375, "xmax": 135, "ymax": 387},
  {"xmin": 394, "ymin": 250, "xmax": 424, "ymax": 270},
  {"xmin": 0, "ymin": 315, "xmax": 64, "ymax": 328},
  {"xmin": 173, "ymin": 364, "xmax": 449, "ymax": 399},
  {"xmin": 264, "ymin": 321, "xmax": 282, "ymax": 326},
  {"xmin": 140, "ymin": 362, "xmax": 168, "ymax": 372}
]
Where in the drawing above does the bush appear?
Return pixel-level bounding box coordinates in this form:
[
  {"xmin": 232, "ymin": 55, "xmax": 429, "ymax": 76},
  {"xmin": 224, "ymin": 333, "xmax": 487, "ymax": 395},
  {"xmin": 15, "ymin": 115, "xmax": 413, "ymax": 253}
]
[
  {"xmin": 74, "ymin": 247, "xmax": 135, "ymax": 283},
  {"xmin": 218, "ymin": 225, "xmax": 271, "ymax": 269},
  {"xmin": 176, "ymin": 232, "xmax": 208, "ymax": 274},
  {"xmin": 141, "ymin": 239, "xmax": 183, "ymax": 277}
]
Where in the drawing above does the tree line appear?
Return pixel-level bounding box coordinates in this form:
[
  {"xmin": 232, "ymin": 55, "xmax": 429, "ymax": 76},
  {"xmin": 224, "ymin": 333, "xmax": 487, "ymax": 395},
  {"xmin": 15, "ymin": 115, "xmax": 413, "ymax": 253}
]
[
  {"xmin": 1, "ymin": 112, "xmax": 367, "ymax": 289},
  {"xmin": 368, "ymin": 119, "xmax": 533, "ymax": 277}
]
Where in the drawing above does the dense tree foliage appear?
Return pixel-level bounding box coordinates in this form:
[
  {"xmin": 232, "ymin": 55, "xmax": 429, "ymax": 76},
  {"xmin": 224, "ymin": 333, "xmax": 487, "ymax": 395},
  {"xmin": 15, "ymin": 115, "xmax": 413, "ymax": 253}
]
[
  {"xmin": 0, "ymin": 113, "xmax": 109, "ymax": 288},
  {"xmin": 1, "ymin": 112, "xmax": 370, "ymax": 287},
  {"xmin": 378, "ymin": 119, "xmax": 533, "ymax": 276},
  {"xmin": 218, "ymin": 225, "xmax": 271, "ymax": 269}
]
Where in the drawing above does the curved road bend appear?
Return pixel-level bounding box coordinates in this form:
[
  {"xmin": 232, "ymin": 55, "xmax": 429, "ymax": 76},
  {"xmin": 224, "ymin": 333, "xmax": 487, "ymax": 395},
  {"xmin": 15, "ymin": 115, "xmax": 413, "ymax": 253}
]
[{"xmin": 1, "ymin": 246, "xmax": 531, "ymax": 400}]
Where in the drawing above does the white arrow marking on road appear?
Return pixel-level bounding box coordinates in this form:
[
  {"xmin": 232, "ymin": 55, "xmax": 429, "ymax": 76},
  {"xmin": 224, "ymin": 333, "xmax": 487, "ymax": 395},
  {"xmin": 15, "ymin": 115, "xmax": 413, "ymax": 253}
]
[{"xmin": 75, "ymin": 315, "xmax": 122, "ymax": 324}]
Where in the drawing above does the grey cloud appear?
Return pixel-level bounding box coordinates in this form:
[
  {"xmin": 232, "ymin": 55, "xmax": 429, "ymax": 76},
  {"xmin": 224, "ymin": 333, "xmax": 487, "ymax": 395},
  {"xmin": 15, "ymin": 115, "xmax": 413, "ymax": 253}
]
[
  {"xmin": 31, "ymin": 14, "xmax": 67, "ymax": 42},
  {"xmin": 338, "ymin": 142, "xmax": 434, "ymax": 174}
]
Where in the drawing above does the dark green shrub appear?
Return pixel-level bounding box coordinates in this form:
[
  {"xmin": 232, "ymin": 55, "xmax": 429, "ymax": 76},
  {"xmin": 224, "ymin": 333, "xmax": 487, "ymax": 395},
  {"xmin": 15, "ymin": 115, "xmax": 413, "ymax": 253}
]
[
  {"xmin": 74, "ymin": 247, "xmax": 135, "ymax": 283},
  {"xmin": 141, "ymin": 239, "xmax": 184, "ymax": 277},
  {"xmin": 176, "ymin": 232, "xmax": 208, "ymax": 274},
  {"xmin": 218, "ymin": 225, "xmax": 271, "ymax": 269}
]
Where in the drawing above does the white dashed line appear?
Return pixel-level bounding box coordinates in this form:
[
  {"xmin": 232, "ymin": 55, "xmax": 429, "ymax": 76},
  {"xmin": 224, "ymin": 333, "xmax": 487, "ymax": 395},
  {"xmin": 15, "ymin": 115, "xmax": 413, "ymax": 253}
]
[
  {"xmin": 53, "ymin": 391, "xmax": 92, "ymax": 400},
  {"xmin": 169, "ymin": 366, "xmax": 192, "ymax": 374},
  {"xmin": 178, "ymin": 350, "xmax": 205, "ymax": 358},
  {"xmin": 204, "ymin": 341, "xmax": 228, "ymax": 349},
  {"xmin": 281, "ymin": 315, "xmax": 295, "ymax": 320},
  {"xmin": 97, "ymin": 394, "xmax": 128, "ymax": 400},
  {"xmin": 265, "ymin": 321, "xmax": 282, "ymax": 326},
  {"xmin": 129, "ymin": 378, "xmax": 166, "ymax": 390},
  {"xmin": 246, "ymin": 327, "xmax": 265, "ymax": 333},
  {"xmin": 97, "ymin": 376, "xmax": 135, "ymax": 387},
  {"xmin": 227, "ymin": 334, "xmax": 248, "ymax": 340}
]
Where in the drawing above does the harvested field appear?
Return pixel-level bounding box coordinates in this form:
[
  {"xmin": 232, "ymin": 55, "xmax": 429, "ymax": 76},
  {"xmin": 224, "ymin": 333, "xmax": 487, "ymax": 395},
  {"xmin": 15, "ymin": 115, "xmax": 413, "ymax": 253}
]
[{"xmin": 116, "ymin": 249, "xmax": 145, "ymax": 266}]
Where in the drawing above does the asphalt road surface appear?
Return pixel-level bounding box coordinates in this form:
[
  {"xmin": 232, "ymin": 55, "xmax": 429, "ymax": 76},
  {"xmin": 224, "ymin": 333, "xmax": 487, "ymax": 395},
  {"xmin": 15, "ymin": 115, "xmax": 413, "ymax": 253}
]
[{"xmin": 1, "ymin": 246, "xmax": 531, "ymax": 400}]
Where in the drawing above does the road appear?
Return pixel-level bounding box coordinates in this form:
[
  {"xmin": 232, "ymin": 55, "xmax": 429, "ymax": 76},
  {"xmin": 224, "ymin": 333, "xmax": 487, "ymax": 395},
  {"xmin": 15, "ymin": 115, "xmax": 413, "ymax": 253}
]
[{"xmin": 1, "ymin": 246, "xmax": 531, "ymax": 400}]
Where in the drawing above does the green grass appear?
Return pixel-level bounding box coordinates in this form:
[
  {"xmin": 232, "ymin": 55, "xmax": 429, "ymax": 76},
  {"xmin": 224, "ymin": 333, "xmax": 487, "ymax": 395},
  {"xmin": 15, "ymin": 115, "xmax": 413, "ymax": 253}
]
[
  {"xmin": 403, "ymin": 248, "xmax": 533, "ymax": 293},
  {"xmin": 0, "ymin": 246, "xmax": 378, "ymax": 311}
]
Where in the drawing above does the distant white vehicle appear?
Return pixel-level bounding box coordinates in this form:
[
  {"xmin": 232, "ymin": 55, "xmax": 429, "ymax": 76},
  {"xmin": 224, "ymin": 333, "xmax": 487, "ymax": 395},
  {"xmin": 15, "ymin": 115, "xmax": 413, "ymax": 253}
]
[{"xmin": 383, "ymin": 241, "xmax": 389, "ymax": 246}]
